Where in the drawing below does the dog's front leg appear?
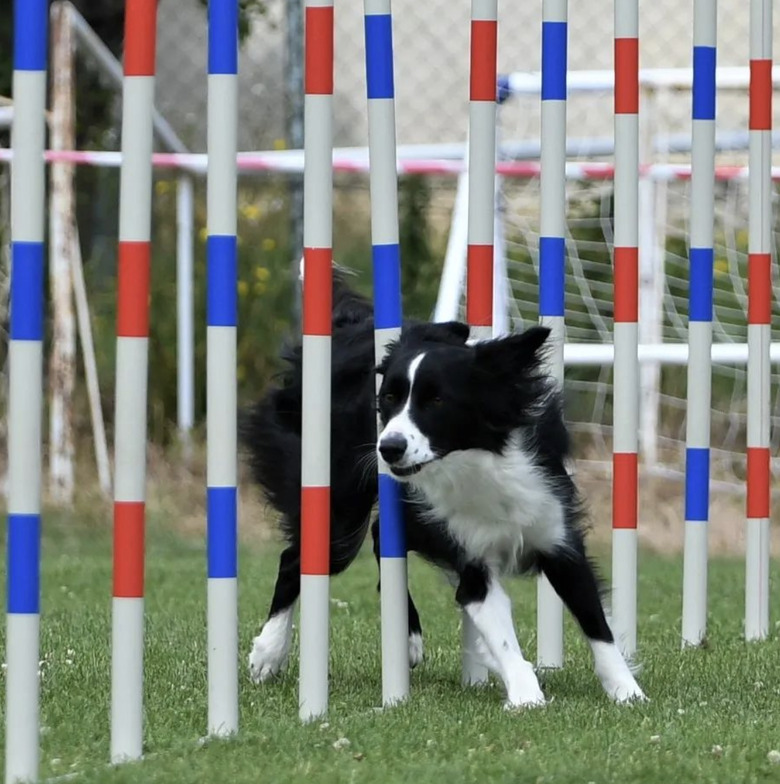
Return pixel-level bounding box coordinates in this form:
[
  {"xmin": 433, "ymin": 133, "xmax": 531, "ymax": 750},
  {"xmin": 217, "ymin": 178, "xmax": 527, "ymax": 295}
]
[
  {"xmin": 248, "ymin": 545, "xmax": 299, "ymax": 683},
  {"xmin": 456, "ymin": 565, "xmax": 545, "ymax": 709}
]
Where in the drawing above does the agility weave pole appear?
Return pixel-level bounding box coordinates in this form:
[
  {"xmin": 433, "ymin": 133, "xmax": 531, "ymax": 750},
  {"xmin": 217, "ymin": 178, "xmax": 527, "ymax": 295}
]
[
  {"xmin": 536, "ymin": 0, "xmax": 568, "ymax": 670},
  {"xmin": 364, "ymin": 0, "xmax": 410, "ymax": 705},
  {"xmin": 745, "ymin": 0, "xmax": 772, "ymax": 642},
  {"xmin": 206, "ymin": 0, "xmax": 240, "ymax": 736},
  {"xmin": 5, "ymin": 0, "xmax": 48, "ymax": 780},
  {"xmin": 611, "ymin": 0, "xmax": 640, "ymax": 658},
  {"xmin": 299, "ymin": 0, "xmax": 335, "ymax": 721},
  {"xmin": 110, "ymin": 0, "xmax": 157, "ymax": 763},
  {"xmin": 682, "ymin": 0, "xmax": 717, "ymax": 648},
  {"xmin": 461, "ymin": 0, "xmax": 498, "ymax": 687}
]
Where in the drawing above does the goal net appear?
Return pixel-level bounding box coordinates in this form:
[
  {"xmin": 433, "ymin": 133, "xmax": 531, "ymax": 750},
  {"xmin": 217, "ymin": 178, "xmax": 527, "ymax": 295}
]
[
  {"xmin": 495, "ymin": 169, "xmax": 780, "ymax": 488},
  {"xmin": 434, "ymin": 71, "xmax": 780, "ymax": 490}
]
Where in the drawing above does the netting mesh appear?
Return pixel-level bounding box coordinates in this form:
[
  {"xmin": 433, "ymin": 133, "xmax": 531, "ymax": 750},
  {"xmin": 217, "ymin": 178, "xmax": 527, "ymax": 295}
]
[
  {"xmin": 154, "ymin": 0, "xmax": 774, "ymax": 152},
  {"xmin": 498, "ymin": 173, "xmax": 780, "ymax": 486}
]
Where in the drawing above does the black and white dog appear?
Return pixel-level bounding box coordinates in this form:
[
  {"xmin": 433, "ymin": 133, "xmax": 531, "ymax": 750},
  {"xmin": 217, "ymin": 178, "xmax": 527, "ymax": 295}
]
[{"xmin": 241, "ymin": 269, "xmax": 645, "ymax": 708}]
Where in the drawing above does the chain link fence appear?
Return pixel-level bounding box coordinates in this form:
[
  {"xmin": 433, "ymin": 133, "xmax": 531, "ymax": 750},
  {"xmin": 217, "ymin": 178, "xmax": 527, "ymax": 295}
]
[{"xmin": 156, "ymin": 0, "xmax": 761, "ymax": 152}]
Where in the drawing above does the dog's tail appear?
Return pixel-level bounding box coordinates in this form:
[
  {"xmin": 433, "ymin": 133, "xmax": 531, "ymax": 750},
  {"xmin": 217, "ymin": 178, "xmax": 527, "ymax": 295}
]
[{"xmin": 241, "ymin": 262, "xmax": 375, "ymax": 521}]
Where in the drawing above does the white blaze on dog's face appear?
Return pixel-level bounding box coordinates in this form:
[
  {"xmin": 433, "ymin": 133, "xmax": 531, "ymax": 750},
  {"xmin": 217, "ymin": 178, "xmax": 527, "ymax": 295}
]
[{"xmin": 377, "ymin": 353, "xmax": 437, "ymax": 478}]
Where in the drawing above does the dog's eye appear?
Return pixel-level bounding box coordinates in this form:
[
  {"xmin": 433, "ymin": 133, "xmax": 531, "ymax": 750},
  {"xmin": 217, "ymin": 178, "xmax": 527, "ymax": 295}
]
[
  {"xmin": 382, "ymin": 392, "xmax": 396, "ymax": 406},
  {"xmin": 432, "ymin": 395, "xmax": 443, "ymax": 406}
]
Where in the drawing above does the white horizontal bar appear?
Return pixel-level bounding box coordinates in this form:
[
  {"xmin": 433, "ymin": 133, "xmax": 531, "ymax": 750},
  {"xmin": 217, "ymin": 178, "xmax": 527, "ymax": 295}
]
[
  {"xmin": 2, "ymin": 149, "xmax": 780, "ymax": 183},
  {"xmin": 563, "ymin": 342, "xmax": 780, "ymax": 366},
  {"xmin": 506, "ymin": 66, "xmax": 780, "ymax": 95}
]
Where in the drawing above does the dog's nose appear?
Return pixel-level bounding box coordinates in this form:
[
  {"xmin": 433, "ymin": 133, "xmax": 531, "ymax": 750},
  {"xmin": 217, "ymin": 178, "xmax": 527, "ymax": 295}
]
[{"xmin": 379, "ymin": 433, "xmax": 407, "ymax": 465}]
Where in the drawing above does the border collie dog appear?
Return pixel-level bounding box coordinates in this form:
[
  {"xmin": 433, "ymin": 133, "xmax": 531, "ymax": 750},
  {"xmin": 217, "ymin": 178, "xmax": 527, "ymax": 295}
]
[{"xmin": 242, "ymin": 270, "xmax": 645, "ymax": 708}]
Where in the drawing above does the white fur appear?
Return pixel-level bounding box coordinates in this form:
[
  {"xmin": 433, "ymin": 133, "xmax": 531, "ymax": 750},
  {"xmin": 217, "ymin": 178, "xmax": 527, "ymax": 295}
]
[
  {"xmin": 409, "ymin": 632, "xmax": 424, "ymax": 668},
  {"xmin": 589, "ymin": 640, "xmax": 646, "ymax": 703},
  {"xmin": 248, "ymin": 606, "xmax": 294, "ymax": 683},
  {"xmin": 470, "ymin": 632, "xmax": 499, "ymax": 672},
  {"xmin": 378, "ymin": 353, "xmax": 437, "ymax": 468},
  {"xmin": 463, "ymin": 577, "xmax": 545, "ymax": 708},
  {"xmin": 409, "ymin": 435, "xmax": 567, "ymax": 574}
]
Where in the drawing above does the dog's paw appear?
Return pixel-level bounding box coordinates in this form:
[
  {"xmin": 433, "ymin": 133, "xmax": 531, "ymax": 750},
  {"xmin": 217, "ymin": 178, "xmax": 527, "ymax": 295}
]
[
  {"xmin": 504, "ymin": 662, "xmax": 546, "ymax": 709},
  {"xmin": 591, "ymin": 640, "xmax": 647, "ymax": 704},
  {"xmin": 248, "ymin": 615, "xmax": 292, "ymax": 684},
  {"xmin": 606, "ymin": 680, "xmax": 647, "ymax": 704},
  {"xmin": 248, "ymin": 635, "xmax": 288, "ymax": 683},
  {"xmin": 409, "ymin": 632, "xmax": 424, "ymax": 668},
  {"xmin": 408, "ymin": 633, "xmax": 424, "ymax": 668},
  {"xmin": 503, "ymin": 689, "xmax": 546, "ymax": 711}
]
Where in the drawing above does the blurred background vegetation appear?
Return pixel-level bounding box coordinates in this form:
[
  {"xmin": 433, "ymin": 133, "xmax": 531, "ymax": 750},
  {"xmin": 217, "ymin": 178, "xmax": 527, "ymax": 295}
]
[{"xmin": 0, "ymin": 1, "xmax": 446, "ymax": 449}]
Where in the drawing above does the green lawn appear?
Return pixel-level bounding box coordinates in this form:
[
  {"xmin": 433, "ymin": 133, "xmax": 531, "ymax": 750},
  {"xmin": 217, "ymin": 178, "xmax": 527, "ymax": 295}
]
[{"xmin": 1, "ymin": 510, "xmax": 779, "ymax": 783}]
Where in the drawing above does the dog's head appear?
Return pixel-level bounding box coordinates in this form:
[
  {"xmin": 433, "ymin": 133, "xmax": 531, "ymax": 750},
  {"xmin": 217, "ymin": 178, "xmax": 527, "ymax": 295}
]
[{"xmin": 375, "ymin": 322, "xmax": 552, "ymax": 480}]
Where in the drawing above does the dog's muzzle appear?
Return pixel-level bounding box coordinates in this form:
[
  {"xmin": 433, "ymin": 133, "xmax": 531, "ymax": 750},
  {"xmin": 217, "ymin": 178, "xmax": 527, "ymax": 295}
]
[{"xmin": 377, "ymin": 432, "xmax": 433, "ymax": 478}]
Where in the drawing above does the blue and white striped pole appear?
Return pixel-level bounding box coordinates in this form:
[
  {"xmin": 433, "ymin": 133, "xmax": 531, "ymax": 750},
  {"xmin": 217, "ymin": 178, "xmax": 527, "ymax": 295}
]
[
  {"xmin": 206, "ymin": 0, "xmax": 239, "ymax": 737},
  {"xmin": 682, "ymin": 0, "xmax": 716, "ymax": 648},
  {"xmin": 6, "ymin": 1, "xmax": 48, "ymax": 781},
  {"xmin": 537, "ymin": 0, "xmax": 567, "ymax": 670},
  {"xmin": 364, "ymin": 0, "xmax": 410, "ymax": 706}
]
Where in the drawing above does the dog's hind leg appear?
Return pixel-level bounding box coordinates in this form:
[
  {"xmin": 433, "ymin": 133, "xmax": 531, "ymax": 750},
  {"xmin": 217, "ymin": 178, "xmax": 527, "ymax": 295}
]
[
  {"xmin": 537, "ymin": 537, "xmax": 646, "ymax": 703},
  {"xmin": 248, "ymin": 544, "xmax": 299, "ymax": 683},
  {"xmin": 370, "ymin": 517, "xmax": 424, "ymax": 668}
]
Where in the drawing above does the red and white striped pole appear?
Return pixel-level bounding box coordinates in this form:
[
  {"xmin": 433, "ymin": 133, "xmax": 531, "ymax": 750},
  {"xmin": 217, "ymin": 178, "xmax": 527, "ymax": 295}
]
[
  {"xmin": 463, "ymin": 0, "xmax": 497, "ymax": 686},
  {"xmin": 299, "ymin": 0, "xmax": 334, "ymax": 721},
  {"xmin": 111, "ymin": 0, "xmax": 156, "ymax": 763},
  {"xmin": 611, "ymin": 0, "xmax": 640, "ymax": 657},
  {"xmin": 745, "ymin": 0, "xmax": 772, "ymax": 642}
]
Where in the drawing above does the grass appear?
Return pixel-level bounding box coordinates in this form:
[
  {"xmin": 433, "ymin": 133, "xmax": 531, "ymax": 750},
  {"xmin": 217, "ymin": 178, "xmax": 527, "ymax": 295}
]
[{"xmin": 1, "ymin": 508, "xmax": 780, "ymax": 783}]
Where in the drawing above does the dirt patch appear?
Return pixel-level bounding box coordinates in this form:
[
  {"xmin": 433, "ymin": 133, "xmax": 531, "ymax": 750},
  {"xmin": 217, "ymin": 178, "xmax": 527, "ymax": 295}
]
[
  {"xmin": 38, "ymin": 443, "xmax": 776, "ymax": 559},
  {"xmin": 576, "ymin": 464, "xmax": 779, "ymax": 557}
]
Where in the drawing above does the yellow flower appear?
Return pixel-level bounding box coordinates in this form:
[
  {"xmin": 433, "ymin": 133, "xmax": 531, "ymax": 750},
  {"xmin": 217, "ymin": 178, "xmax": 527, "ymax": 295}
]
[
  {"xmin": 254, "ymin": 266, "xmax": 270, "ymax": 282},
  {"xmin": 262, "ymin": 237, "xmax": 276, "ymax": 252},
  {"xmin": 155, "ymin": 180, "xmax": 170, "ymax": 196},
  {"xmin": 238, "ymin": 280, "xmax": 249, "ymax": 297},
  {"xmin": 714, "ymin": 258, "xmax": 729, "ymax": 276},
  {"xmin": 241, "ymin": 203, "xmax": 261, "ymax": 221},
  {"xmin": 198, "ymin": 226, "xmax": 209, "ymax": 243},
  {"xmin": 273, "ymin": 138, "xmax": 287, "ymax": 151}
]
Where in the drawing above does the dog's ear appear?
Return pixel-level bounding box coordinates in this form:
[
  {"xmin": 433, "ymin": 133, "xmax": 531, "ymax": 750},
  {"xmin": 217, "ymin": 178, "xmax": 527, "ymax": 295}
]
[
  {"xmin": 472, "ymin": 326, "xmax": 553, "ymax": 431},
  {"xmin": 403, "ymin": 321, "xmax": 470, "ymax": 346},
  {"xmin": 473, "ymin": 326, "xmax": 551, "ymax": 378},
  {"xmin": 375, "ymin": 339, "xmax": 401, "ymax": 376}
]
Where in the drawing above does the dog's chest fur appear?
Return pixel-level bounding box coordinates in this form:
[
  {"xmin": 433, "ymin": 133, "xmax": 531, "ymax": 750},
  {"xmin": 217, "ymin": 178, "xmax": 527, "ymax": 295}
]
[{"xmin": 410, "ymin": 433, "xmax": 566, "ymax": 573}]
